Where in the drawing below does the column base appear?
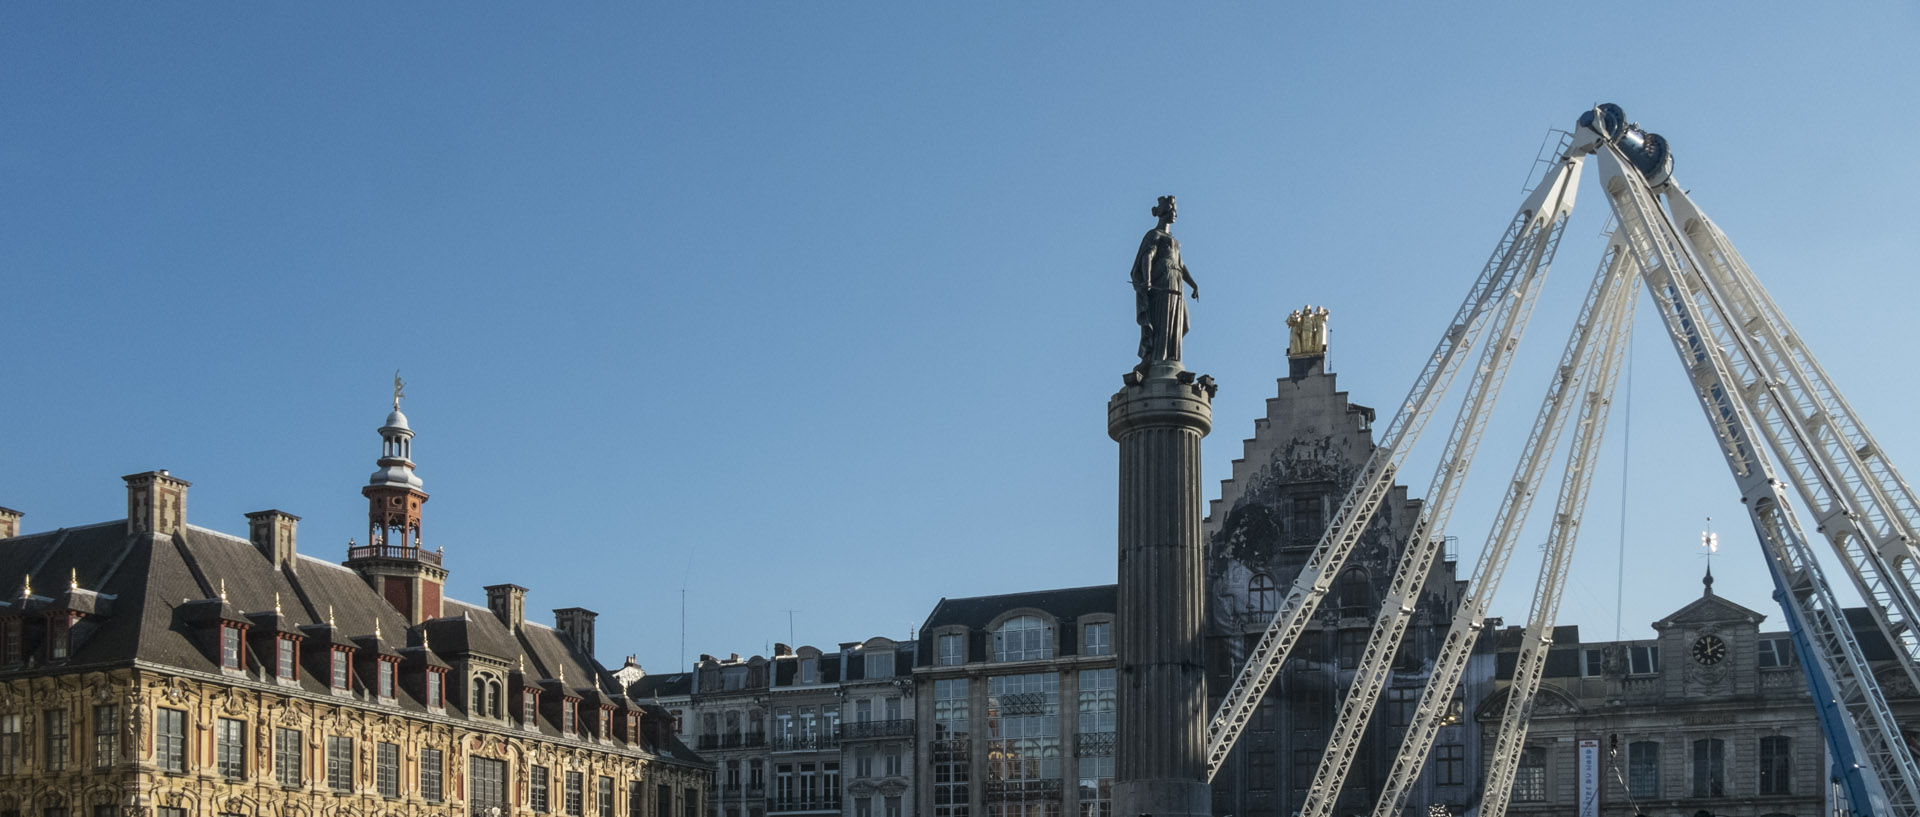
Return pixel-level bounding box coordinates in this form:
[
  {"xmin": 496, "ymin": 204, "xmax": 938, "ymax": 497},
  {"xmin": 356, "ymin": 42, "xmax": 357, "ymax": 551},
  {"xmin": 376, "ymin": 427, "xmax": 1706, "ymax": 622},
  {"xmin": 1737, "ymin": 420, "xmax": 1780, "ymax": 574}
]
[{"xmin": 1112, "ymin": 779, "xmax": 1211, "ymax": 817}]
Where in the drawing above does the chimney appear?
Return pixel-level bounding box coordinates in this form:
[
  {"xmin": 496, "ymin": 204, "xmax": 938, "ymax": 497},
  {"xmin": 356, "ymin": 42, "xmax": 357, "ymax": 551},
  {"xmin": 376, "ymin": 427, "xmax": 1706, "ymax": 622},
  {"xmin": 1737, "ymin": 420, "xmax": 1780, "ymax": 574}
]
[
  {"xmin": 553, "ymin": 607, "xmax": 598, "ymax": 661},
  {"xmin": 245, "ymin": 510, "xmax": 301, "ymax": 573},
  {"xmin": 485, "ymin": 584, "xmax": 528, "ymax": 634},
  {"xmin": 124, "ymin": 471, "xmax": 189, "ymax": 536},
  {"xmin": 0, "ymin": 507, "xmax": 20, "ymax": 539}
]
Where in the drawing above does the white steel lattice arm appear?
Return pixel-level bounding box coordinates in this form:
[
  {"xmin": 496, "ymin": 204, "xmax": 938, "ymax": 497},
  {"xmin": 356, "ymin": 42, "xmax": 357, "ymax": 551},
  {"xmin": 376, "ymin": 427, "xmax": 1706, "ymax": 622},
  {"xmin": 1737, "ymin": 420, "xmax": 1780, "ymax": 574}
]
[
  {"xmin": 1297, "ymin": 162, "xmax": 1575, "ymax": 817},
  {"xmin": 1202, "ymin": 158, "xmax": 1586, "ymax": 780},
  {"xmin": 1370, "ymin": 238, "xmax": 1630, "ymax": 817},
  {"xmin": 1599, "ymin": 144, "xmax": 1920, "ymax": 817},
  {"xmin": 1479, "ymin": 246, "xmax": 1638, "ymax": 817},
  {"xmin": 1662, "ymin": 187, "xmax": 1920, "ymax": 684}
]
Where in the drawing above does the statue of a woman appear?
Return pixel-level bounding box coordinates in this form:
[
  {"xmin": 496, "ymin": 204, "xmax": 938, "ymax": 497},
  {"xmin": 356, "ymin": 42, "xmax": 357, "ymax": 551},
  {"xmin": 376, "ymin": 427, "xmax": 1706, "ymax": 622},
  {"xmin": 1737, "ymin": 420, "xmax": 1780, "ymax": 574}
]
[{"xmin": 1130, "ymin": 195, "xmax": 1199, "ymax": 367}]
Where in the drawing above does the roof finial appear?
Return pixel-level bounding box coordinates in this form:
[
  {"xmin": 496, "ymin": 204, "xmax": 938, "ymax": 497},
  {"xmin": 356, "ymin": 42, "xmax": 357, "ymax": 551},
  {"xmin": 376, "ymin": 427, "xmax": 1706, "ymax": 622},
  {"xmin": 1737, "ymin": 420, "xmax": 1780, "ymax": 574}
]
[
  {"xmin": 70, "ymin": 568, "xmax": 79, "ymax": 592},
  {"xmin": 1701, "ymin": 517, "xmax": 1718, "ymax": 596},
  {"xmin": 393, "ymin": 369, "xmax": 406, "ymax": 411},
  {"xmin": 422, "ymin": 629, "xmax": 431, "ymax": 650},
  {"xmin": 275, "ymin": 592, "xmax": 283, "ymax": 616},
  {"xmin": 375, "ymin": 619, "xmax": 383, "ymax": 640},
  {"xmin": 22, "ymin": 574, "xmax": 31, "ymax": 600},
  {"xmin": 219, "ymin": 578, "xmax": 228, "ymax": 603},
  {"xmin": 558, "ymin": 665, "xmax": 566, "ymax": 684},
  {"xmin": 328, "ymin": 605, "xmax": 336, "ymax": 628}
]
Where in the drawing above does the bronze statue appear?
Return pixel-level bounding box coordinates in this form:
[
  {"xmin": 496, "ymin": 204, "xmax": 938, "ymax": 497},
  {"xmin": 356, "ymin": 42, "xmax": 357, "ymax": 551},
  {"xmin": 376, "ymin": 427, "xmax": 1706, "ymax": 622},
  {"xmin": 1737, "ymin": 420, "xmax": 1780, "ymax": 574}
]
[{"xmin": 1131, "ymin": 195, "xmax": 1199, "ymax": 367}]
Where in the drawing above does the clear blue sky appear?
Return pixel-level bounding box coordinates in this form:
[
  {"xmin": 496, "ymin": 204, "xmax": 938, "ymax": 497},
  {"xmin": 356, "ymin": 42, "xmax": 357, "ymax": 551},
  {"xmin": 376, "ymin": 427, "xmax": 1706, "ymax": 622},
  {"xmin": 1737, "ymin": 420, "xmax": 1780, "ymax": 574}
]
[{"xmin": 5, "ymin": 4, "xmax": 1917, "ymax": 675}]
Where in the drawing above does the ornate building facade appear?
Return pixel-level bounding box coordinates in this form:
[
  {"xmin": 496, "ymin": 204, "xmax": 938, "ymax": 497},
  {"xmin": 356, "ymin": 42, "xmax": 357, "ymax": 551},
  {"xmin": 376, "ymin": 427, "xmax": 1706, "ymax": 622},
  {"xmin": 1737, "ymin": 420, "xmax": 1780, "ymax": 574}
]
[
  {"xmin": 0, "ymin": 401, "xmax": 710, "ymax": 817},
  {"xmin": 1202, "ymin": 340, "xmax": 1477, "ymax": 817}
]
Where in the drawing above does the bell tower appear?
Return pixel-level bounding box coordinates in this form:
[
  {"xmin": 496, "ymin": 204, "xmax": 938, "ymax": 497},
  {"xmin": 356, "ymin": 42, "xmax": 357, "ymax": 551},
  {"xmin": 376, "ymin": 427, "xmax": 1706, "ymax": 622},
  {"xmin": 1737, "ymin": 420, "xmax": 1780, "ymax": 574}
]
[{"xmin": 346, "ymin": 373, "xmax": 446, "ymax": 624}]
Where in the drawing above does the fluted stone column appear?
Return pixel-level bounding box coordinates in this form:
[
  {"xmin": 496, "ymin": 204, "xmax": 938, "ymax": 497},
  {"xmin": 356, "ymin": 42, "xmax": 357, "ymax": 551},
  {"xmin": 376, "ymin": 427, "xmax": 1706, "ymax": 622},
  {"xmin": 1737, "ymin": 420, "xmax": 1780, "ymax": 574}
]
[{"xmin": 1109, "ymin": 370, "xmax": 1213, "ymax": 817}]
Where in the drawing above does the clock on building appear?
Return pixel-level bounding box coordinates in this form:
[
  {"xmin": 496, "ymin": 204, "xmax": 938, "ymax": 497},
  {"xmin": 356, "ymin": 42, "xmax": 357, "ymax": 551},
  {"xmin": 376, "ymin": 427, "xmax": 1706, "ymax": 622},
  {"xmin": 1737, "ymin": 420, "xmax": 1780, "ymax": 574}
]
[{"xmin": 1691, "ymin": 634, "xmax": 1728, "ymax": 665}]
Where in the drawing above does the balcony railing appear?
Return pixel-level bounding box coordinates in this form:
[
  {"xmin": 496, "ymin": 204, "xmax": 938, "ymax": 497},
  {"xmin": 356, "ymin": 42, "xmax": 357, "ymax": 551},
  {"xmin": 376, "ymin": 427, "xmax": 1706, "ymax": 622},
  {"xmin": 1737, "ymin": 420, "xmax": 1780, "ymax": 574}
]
[
  {"xmin": 840, "ymin": 719, "xmax": 916, "ymax": 740},
  {"xmin": 697, "ymin": 733, "xmax": 768, "ymax": 751},
  {"xmin": 771, "ymin": 731, "xmax": 840, "ymax": 752},
  {"xmin": 984, "ymin": 779, "xmax": 1063, "ymax": 802},
  {"xmin": 769, "ymin": 798, "xmax": 841, "ymax": 813},
  {"xmin": 1076, "ymin": 731, "xmax": 1115, "ymax": 757},
  {"xmin": 346, "ymin": 543, "xmax": 442, "ymax": 565}
]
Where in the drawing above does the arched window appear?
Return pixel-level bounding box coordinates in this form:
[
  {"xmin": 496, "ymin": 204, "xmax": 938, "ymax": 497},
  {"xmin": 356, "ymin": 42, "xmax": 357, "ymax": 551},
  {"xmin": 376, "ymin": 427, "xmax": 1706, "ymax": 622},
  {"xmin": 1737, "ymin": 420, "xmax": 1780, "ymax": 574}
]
[
  {"xmin": 472, "ymin": 677, "xmax": 487, "ymax": 714},
  {"xmin": 993, "ymin": 615, "xmax": 1053, "ymax": 662},
  {"xmin": 487, "ymin": 680, "xmax": 502, "ymax": 717},
  {"xmin": 1249, "ymin": 573, "xmax": 1278, "ymax": 614},
  {"xmin": 1337, "ymin": 570, "xmax": 1371, "ymax": 617}
]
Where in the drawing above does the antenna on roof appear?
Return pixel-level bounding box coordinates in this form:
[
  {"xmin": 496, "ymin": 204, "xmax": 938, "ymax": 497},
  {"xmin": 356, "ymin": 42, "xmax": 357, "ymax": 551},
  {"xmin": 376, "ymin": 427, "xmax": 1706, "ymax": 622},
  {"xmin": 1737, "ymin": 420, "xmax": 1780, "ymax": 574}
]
[{"xmin": 782, "ymin": 610, "xmax": 801, "ymax": 646}]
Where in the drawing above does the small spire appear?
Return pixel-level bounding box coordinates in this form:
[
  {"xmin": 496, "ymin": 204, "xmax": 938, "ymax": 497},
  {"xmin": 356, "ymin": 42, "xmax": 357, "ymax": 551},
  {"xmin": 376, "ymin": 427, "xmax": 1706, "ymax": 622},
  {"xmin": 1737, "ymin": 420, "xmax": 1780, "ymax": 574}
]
[
  {"xmin": 275, "ymin": 592, "xmax": 283, "ymax": 616},
  {"xmin": 558, "ymin": 665, "xmax": 566, "ymax": 684},
  {"xmin": 393, "ymin": 370, "xmax": 406, "ymax": 411},
  {"xmin": 70, "ymin": 568, "xmax": 78, "ymax": 592},
  {"xmin": 518, "ymin": 654, "xmax": 525, "ymax": 674},
  {"xmin": 375, "ymin": 619, "xmax": 383, "ymax": 640},
  {"xmin": 422, "ymin": 629, "xmax": 431, "ymax": 650},
  {"xmin": 219, "ymin": 578, "xmax": 228, "ymax": 603},
  {"xmin": 328, "ymin": 605, "xmax": 336, "ymax": 628},
  {"xmin": 22, "ymin": 574, "xmax": 31, "ymax": 600}
]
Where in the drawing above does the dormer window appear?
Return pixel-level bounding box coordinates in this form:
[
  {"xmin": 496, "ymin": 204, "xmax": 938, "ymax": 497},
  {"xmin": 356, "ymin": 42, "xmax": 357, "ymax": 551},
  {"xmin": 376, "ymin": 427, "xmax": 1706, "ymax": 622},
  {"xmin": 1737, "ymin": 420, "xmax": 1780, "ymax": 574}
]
[
  {"xmin": 377, "ymin": 660, "xmax": 396, "ymax": 700},
  {"xmin": 864, "ymin": 651, "xmax": 893, "ymax": 679},
  {"xmin": 993, "ymin": 615, "xmax": 1053, "ymax": 661},
  {"xmin": 50, "ymin": 615, "xmax": 75, "ymax": 660},
  {"xmin": 426, "ymin": 669, "xmax": 444, "ymax": 708},
  {"xmin": 562, "ymin": 699, "xmax": 578, "ymax": 736},
  {"xmin": 331, "ymin": 650, "xmax": 351, "ymax": 691},
  {"xmin": 2, "ymin": 618, "xmax": 20, "ymax": 665},
  {"xmin": 799, "ymin": 658, "xmax": 817, "ymax": 685},
  {"xmin": 276, "ymin": 638, "xmax": 298, "ymax": 681},
  {"xmin": 626, "ymin": 713, "xmax": 640, "ymax": 742},
  {"xmin": 599, "ymin": 708, "xmax": 612, "ymax": 740},
  {"xmin": 523, "ymin": 689, "xmax": 539, "ymax": 728},
  {"xmin": 220, "ymin": 624, "xmax": 242, "ymax": 669}
]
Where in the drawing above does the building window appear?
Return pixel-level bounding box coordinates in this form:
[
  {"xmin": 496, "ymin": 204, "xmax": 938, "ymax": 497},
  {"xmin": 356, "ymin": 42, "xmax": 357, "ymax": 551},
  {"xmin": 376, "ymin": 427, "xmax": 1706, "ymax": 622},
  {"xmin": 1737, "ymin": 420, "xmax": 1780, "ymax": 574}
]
[
  {"xmin": 1337, "ymin": 570, "xmax": 1371, "ymax": 617},
  {"xmin": 937, "ymin": 632, "xmax": 965, "ymax": 666},
  {"xmin": 375, "ymin": 742, "xmax": 400, "ymax": 797},
  {"xmin": 156, "ymin": 810, "xmax": 184, "ymax": 817},
  {"xmin": 91, "ymin": 705, "xmax": 117, "ymax": 769},
  {"xmin": 1083, "ymin": 622, "xmax": 1112, "ymax": 656},
  {"xmin": 421, "ymin": 747, "xmax": 445, "ymax": 802},
  {"xmin": 598, "ymin": 775, "xmax": 615, "ymax": 817},
  {"xmin": 1291, "ymin": 749, "xmax": 1316, "ymax": 789},
  {"xmin": 1760, "ymin": 736, "xmax": 1792, "ymax": 795},
  {"xmin": 657, "ymin": 783, "xmax": 673, "ymax": 817},
  {"xmin": 566, "ymin": 770, "xmax": 585, "ymax": 816},
  {"xmin": 1628, "ymin": 644, "xmax": 1660, "ymax": 675},
  {"xmin": 1248, "ymin": 573, "xmax": 1278, "ymax": 615},
  {"xmin": 855, "ymin": 799, "xmax": 873, "ymax": 817},
  {"xmin": 215, "ymin": 717, "xmax": 244, "ymax": 779},
  {"xmin": 274, "ymin": 728, "xmax": 302, "ymax": 787},
  {"xmin": 1337, "ymin": 630, "xmax": 1364, "ymax": 669},
  {"xmin": 987, "ymin": 673, "xmax": 1061, "ymax": 807},
  {"xmin": 563, "ymin": 700, "xmax": 577, "ymax": 736},
  {"xmin": 157, "ymin": 708, "xmax": 187, "ymax": 774},
  {"xmin": 1581, "ymin": 648, "xmax": 1607, "ymax": 677},
  {"xmin": 221, "ymin": 625, "xmax": 242, "ymax": 670},
  {"xmin": 326, "ymin": 736, "xmax": 353, "ymax": 791},
  {"xmin": 277, "ymin": 638, "xmax": 297, "ymax": 680},
  {"xmin": 1628, "ymin": 741, "xmax": 1659, "ymax": 799},
  {"xmin": 1692, "ymin": 738, "xmax": 1726, "ymax": 797},
  {"xmin": 1247, "ymin": 750, "xmax": 1277, "ymax": 791},
  {"xmin": 472, "ymin": 757, "xmax": 508, "ymax": 817},
  {"xmin": 993, "ymin": 615, "xmax": 1053, "ymax": 661},
  {"xmin": 426, "ymin": 669, "xmax": 443, "ymax": 708},
  {"xmin": 0, "ymin": 618, "xmax": 18, "ymax": 664},
  {"xmin": 1435, "ymin": 744, "xmax": 1465, "ymax": 786},
  {"xmin": 799, "ymin": 658, "xmax": 818, "ymax": 685},
  {"xmin": 1254, "ymin": 696, "xmax": 1278, "ymax": 732},
  {"xmin": 1291, "ymin": 493, "xmax": 1324, "ymax": 538},
  {"xmin": 1758, "ymin": 637, "xmax": 1793, "ymax": 669},
  {"xmin": 0, "ymin": 714, "xmax": 17, "ymax": 775},
  {"xmin": 884, "ymin": 745, "xmax": 902, "ymax": 777},
  {"xmin": 331, "ymin": 650, "xmax": 350, "ymax": 690},
  {"xmin": 1385, "ymin": 687, "xmax": 1416, "ymax": 727},
  {"xmin": 775, "ymin": 764, "xmax": 794, "ymax": 809},
  {"xmin": 856, "ymin": 749, "xmax": 873, "ymax": 779},
  {"xmin": 885, "ymin": 795, "xmax": 902, "ymax": 817},
  {"xmin": 378, "ymin": 660, "xmax": 396, "ymax": 700},
  {"xmin": 42, "ymin": 709, "xmax": 69, "ymax": 772},
  {"xmin": 1078, "ymin": 667, "xmax": 1116, "ymax": 735},
  {"xmin": 932, "ymin": 678, "xmax": 970, "ymax": 817},
  {"xmin": 628, "ymin": 781, "xmax": 647, "ymax": 817},
  {"xmin": 1514, "ymin": 746, "xmax": 1547, "ymax": 802},
  {"xmin": 525, "ymin": 691, "xmax": 539, "ymax": 726},
  {"xmin": 865, "ymin": 650, "xmax": 893, "ymax": 678},
  {"xmin": 531, "ymin": 765, "xmax": 551, "ymax": 813}
]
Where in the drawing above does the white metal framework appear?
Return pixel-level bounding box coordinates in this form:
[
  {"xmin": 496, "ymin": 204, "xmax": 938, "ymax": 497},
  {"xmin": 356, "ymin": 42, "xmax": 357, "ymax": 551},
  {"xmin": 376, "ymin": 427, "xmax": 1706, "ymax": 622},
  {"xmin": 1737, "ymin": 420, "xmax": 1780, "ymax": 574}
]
[{"xmin": 1204, "ymin": 105, "xmax": 1920, "ymax": 817}]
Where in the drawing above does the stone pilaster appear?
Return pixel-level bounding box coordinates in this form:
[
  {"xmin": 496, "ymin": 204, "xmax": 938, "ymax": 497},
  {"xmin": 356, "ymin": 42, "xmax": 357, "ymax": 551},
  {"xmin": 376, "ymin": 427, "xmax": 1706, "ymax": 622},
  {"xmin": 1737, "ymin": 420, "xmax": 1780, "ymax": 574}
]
[{"xmin": 1109, "ymin": 372, "xmax": 1213, "ymax": 817}]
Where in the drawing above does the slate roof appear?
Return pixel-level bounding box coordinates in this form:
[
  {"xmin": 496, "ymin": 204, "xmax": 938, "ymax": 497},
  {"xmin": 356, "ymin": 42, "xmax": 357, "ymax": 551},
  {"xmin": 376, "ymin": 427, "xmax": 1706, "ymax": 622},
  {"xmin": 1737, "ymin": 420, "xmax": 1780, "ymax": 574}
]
[
  {"xmin": 916, "ymin": 584, "xmax": 1115, "ymax": 667},
  {"xmin": 0, "ymin": 517, "xmax": 699, "ymax": 764}
]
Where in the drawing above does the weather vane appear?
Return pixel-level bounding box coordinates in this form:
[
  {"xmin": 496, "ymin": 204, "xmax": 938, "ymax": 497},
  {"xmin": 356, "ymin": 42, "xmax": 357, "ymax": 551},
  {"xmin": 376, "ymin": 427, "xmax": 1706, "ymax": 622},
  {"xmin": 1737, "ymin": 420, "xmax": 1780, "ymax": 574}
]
[{"xmin": 393, "ymin": 370, "xmax": 407, "ymax": 411}]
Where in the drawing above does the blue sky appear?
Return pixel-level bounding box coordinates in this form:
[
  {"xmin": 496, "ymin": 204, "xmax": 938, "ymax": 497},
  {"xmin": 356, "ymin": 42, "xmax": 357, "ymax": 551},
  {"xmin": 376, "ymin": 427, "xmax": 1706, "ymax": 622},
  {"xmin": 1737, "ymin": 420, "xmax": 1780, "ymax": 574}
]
[{"xmin": 5, "ymin": 4, "xmax": 1918, "ymax": 675}]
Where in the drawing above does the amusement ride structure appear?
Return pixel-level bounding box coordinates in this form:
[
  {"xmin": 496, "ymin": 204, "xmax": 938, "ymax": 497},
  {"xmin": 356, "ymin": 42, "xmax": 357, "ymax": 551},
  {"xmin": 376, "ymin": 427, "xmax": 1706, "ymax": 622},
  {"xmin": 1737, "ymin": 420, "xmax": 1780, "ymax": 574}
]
[{"xmin": 1200, "ymin": 104, "xmax": 1920, "ymax": 817}]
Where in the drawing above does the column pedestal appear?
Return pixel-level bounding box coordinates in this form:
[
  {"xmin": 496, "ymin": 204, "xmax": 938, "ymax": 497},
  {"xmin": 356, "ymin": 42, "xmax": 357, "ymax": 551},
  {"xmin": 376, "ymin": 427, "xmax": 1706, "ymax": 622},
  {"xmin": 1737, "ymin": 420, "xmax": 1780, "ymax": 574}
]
[{"xmin": 1109, "ymin": 371, "xmax": 1214, "ymax": 817}]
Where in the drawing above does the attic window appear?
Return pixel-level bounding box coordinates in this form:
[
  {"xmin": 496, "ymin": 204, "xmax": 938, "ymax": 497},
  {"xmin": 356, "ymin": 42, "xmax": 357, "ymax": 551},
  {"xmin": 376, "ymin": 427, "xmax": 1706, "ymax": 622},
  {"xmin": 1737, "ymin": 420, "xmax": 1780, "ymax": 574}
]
[
  {"xmin": 50, "ymin": 617, "xmax": 74, "ymax": 661},
  {"xmin": 220, "ymin": 625, "xmax": 242, "ymax": 670},
  {"xmin": 563, "ymin": 700, "xmax": 577, "ymax": 736},
  {"xmin": 599, "ymin": 708, "xmax": 612, "ymax": 739},
  {"xmin": 276, "ymin": 638, "xmax": 297, "ymax": 681},
  {"xmin": 426, "ymin": 668, "xmax": 443, "ymax": 708},
  {"xmin": 377, "ymin": 660, "xmax": 396, "ymax": 700},
  {"xmin": 864, "ymin": 651, "xmax": 893, "ymax": 679},
  {"xmin": 331, "ymin": 650, "xmax": 351, "ymax": 691}
]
